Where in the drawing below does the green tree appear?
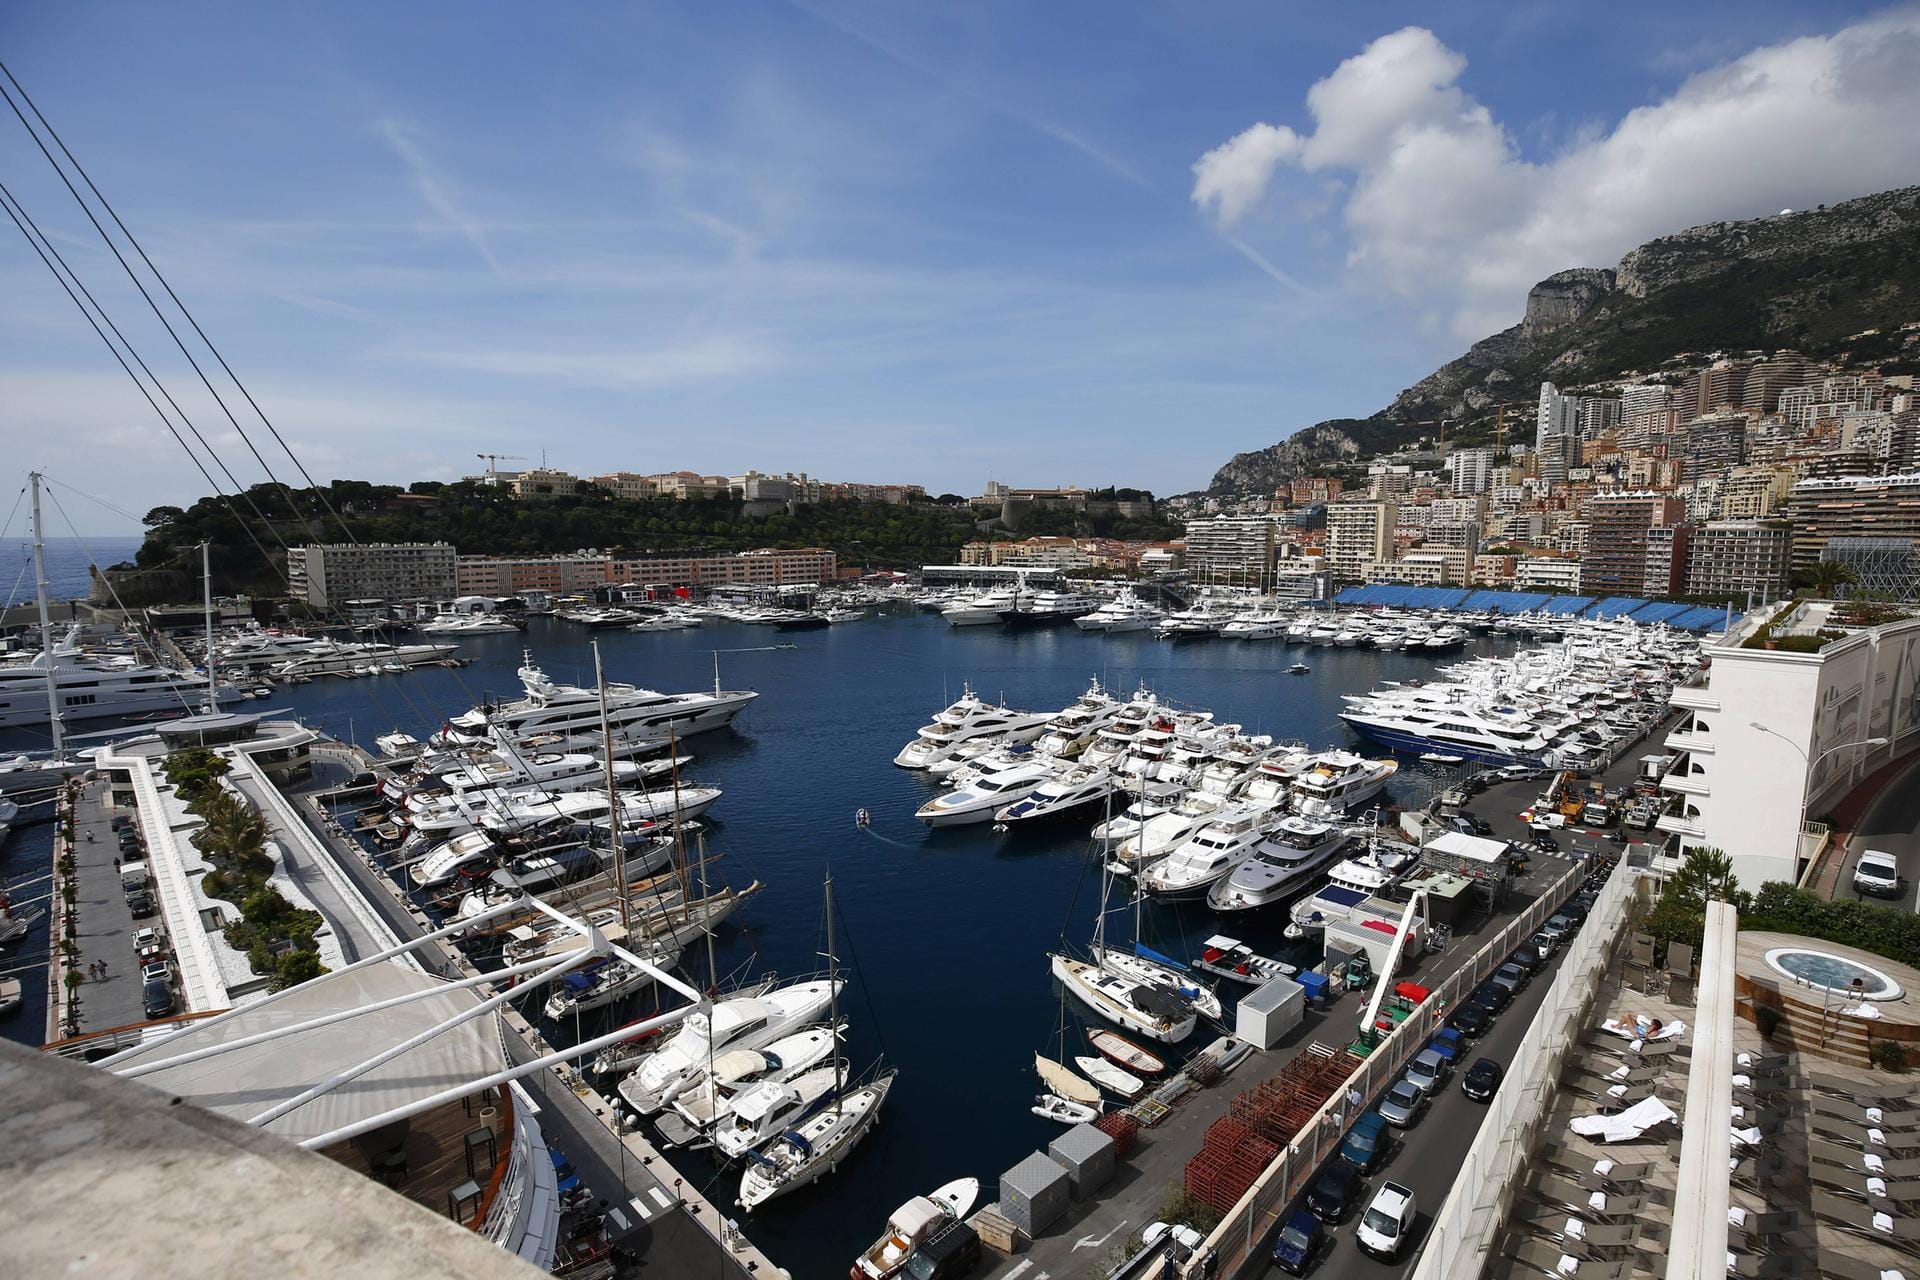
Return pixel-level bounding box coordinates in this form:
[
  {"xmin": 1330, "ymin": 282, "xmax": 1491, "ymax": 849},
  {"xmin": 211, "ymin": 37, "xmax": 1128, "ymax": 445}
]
[
  {"xmin": 272, "ymin": 949, "xmax": 328, "ymax": 991},
  {"xmin": 1799, "ymin": 560, "xmax": 1860, "ymax": 599},
  {"xmin": 1666, "ymin": 846, "xmax": 1740, "ymax": 912}
]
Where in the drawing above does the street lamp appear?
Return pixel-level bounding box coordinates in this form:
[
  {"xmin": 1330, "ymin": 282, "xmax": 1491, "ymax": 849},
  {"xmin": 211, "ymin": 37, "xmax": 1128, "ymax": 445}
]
[{"xmin": 1748, "ymin": 722, "xmax": 1889, "ymax": 869}]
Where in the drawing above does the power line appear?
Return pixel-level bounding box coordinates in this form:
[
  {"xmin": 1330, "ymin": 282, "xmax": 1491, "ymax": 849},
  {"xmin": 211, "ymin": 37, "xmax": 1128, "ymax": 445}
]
[
  {"xmin": 0, "ymin": 180, "xmax": 288, "ymax": 582},
  {"xmin": 0, "ymin": 57, "xmax": 359, "ymax": 547},
  {"xmin": 0, "ymin": 72, "xmax": 327, "ymax": 547}
]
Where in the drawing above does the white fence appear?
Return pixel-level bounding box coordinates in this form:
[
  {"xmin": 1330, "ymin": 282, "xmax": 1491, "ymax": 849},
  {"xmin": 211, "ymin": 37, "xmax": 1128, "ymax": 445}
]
[
  {"xmin": 1408, "ymin": 858, "xmax": 1641, "ymax": 1280},
  {"xmin": 1188, "ymin": 859, "xmax": 1590, "ymax": 1280}
]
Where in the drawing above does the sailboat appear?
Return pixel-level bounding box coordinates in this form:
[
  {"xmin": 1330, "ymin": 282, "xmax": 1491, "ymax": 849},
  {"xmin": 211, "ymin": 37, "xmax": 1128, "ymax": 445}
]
[
  {"xmin": 737, "ymin": 874, "xmax": 896, "ymax": 1211},
  {"xmin": 1031, "ymin": 1053, "xmax": 1102, "ymax": 1124}
]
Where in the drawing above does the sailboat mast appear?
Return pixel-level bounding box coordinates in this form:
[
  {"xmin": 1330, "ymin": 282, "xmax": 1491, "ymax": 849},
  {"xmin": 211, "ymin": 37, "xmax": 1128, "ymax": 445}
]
[
  {"xmin": 698, "ymin": 828, "xmax": 717, "ymax": 990},
  {"xmin": 202, "ymin": 541, "xmax": 217, "ymax": 713},
  {"xmin": 28, "ymin": 472, "xmax": 63, "ymax": 760},
  {"xmin": 827, "ymin": 871, "xmax": 843, "ymax": 1113},
  {"xmin": 591, "ymin": 640, "xmax": 629, "ymax": 930},
  {"xmin": 666, "ymin": 722, "xmax": 690, "ymax": 900}
]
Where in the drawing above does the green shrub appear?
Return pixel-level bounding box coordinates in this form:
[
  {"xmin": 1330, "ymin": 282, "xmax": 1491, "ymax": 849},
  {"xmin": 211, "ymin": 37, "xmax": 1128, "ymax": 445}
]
[
  {"xmin": 1746, "ymin": 882, "xmax": 1920, "ymax": 969},
  {"xmin": 1873, "ymin": 1040, "xmax": 1907, "ymax": 1073}
]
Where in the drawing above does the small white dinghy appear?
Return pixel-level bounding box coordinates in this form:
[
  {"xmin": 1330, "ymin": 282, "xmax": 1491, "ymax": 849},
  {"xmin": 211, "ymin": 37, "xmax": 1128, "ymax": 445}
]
[
  {"xmin": 1031, "ymin": 1093, "xmax": 1100, "ymax": 1124},
  {"xmin": 852, "ymin": 1177, "xmax": 981, "ymax": 1280},
  {"xmin": 1073, "ymin": 1054, "xmax": 1144, "ymax": 1100},
  {"xmin": 1420, "ymin": 752, "xmax": 1465, "ymax": 764}
]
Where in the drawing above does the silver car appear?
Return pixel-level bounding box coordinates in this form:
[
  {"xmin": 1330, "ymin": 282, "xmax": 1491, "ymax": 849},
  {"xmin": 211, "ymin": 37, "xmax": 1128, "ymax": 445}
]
[{"xmin": 1377, "ymin": 1077, "xmax": 1426, "ymax": 1128}]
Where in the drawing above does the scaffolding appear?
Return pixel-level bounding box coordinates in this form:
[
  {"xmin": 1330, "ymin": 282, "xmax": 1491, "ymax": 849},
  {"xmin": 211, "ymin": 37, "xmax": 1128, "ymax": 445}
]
[{"xmin": 1824, "ymin": 536, "xmax": 1919, "ymax": 602}]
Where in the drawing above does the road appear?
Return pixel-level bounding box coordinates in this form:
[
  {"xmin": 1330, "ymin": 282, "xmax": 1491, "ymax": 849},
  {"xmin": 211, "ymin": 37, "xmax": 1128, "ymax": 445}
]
[
  {"xmin": 1264, "ymin": 886, "xmax": 1587, "ymax": 1280},
  {"xmin": 1831, "ymin": 754, "xmax": 1920, "ymax": 913}
]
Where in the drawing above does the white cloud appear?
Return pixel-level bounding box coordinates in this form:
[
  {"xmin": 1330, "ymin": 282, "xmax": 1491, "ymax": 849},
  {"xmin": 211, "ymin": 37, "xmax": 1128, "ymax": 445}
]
[
  {"xmin": 1192, "ymin": 13, "xmax": 1920, "ymax": 335},
  {"xmin": 374, "ymin": 118, "xmax": 507, "ymax": 278}
]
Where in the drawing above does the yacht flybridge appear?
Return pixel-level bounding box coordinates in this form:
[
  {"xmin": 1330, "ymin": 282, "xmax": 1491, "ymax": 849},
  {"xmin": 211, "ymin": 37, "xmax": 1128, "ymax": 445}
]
[
  {"xmin": 892, "ymin": 684, "xmax": 1050, "ymax": 769},
  {"xmin": 1205, "ymin": 816, "xmax": 1350, "ymax": 911},
  {"xmin": 432, "ymin": 653, "xmax": 756, "ymax": 752},
  {"xmin": 1290, "ymin": 752, "xmax": 1398, "ymax": 817}
]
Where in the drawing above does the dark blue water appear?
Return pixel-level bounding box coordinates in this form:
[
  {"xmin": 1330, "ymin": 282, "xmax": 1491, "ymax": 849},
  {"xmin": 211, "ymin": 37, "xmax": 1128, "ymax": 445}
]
[
  {"xmin": 0, "ymin": 535, "xmax": 145, "ymax": 604},
  {"xmin": 0, "ymin": 611, "xmax": 1509, "ymax": 1275}
]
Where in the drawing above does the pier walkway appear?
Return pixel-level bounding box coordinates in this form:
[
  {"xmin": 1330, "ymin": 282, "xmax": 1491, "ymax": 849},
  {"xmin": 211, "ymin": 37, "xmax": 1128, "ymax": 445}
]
[{"xmin": 58, "ymin": 782, "xmax": 147, "ymax": 1037}]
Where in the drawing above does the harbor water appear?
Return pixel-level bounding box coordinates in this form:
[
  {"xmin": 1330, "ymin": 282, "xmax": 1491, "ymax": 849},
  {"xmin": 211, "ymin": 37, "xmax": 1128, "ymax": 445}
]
[{"xmin": 1, "ymin": 609, "xmax": 1512, "ymax": 1276}]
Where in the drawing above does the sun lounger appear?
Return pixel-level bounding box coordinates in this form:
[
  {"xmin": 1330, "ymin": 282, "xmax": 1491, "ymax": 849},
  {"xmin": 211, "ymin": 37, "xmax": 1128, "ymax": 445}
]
[
  {"xmin": 1509, "ymin": 1236, "xmax": 1582, "ymax": 1276},
  {"xmin": 1813, "ymin": 1189, "xmax": 1920, "ymax": 1242},
  {"xmin": 1813, "ymin": 1097, "xmax": 1920, "ymax": 1129},
  {"xmin": 1725, "ymin": 1207, "xmax": 1807, "ymax": 1239},
  {"xmin": 1818, "ymin": 1250, "xmax": 1919, "ymax": 1280},
  {"xmin": 1814, "ymin": 1141, "xmax": 1920, "ymax": 1179},
  {"xmin": 1725, "ymin": 1250, "xmax": 1802, "ymax": 1278},
  {"xmin": 1735, "ymin": 1050, "xmax": 1790, "ymax": 1074},
  {"xmin": 1807, "ymin": 1074, "xmax": 1915, "ymax": 1105},
  {"xmin": 1528, "ymin": 1173, "xmax": 1609, "ymax": 1214},
  {"xmin": 1729, "ymin": 1152, "xmax": 1789, "ymax": 1184}
]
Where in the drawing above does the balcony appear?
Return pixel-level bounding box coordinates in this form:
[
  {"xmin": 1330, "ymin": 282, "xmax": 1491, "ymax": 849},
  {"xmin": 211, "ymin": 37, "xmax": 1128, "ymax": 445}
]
[
  {"xmin": 1664, "ymin": 730, "xmax": 1713, "ymax": 754},
  {"xmin": 1670, "ymin": 686, "xmax": 1720, "ymax": 712},
  {"xmin": 1660, "ymin": 772, "xmax": 1710, "ymax": 797},
  {"xmin": 1656, "ymin": 811, "xmax": 1705, "ymax": 839}
]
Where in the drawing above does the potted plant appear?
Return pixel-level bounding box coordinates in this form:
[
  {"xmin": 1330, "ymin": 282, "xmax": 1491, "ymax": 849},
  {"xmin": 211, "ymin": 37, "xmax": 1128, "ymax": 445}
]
[{"xmin": 1873, "ymin": 1040, "xmax": 1907, "ymax": 1073}]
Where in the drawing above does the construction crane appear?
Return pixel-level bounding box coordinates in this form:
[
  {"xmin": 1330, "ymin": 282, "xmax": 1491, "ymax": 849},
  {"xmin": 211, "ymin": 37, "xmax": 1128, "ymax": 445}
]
[
  {"xmin": 1354, "ymin": 887, "xmax": 1430, "ymax": 1040},
  {"xmin": 476, "ymin": 453, "xmax": 526, "ymax": 484}
]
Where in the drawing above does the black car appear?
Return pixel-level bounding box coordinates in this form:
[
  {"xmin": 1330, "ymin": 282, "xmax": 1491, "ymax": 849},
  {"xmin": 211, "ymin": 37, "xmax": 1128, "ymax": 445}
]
[
  {"xmin": 1461, "ymin": 1057, "xmax": 1504, "ymax": 1102},
  {"xmin": 126, "ymin": 891, "xmax": 155, "ymax": 919},
  {"xmin": 1532, "ymin": 829, "xmax": 1560, "ymax": 852},
  {"xmin": 142, "ymin": 978, "xmax": 175, "ymax": 1019},
  {"xmin": 1446, "ymin": 1002, "xmax": 1491, "ymax": 1037},
  {"xmin": 1560, "ymin": 894, "xmax": 1594, "ymax": 923},
  {"xmin": 1305, "ymin": 1159, "xmax": 1362, "ymax": 1223},
  {"xmin": 1508, "ymin": 943, "xmax": 1543, "ymax": 975},
  {"xmin": 904, "ymin": 1219, "xmax": 980, "ymax": 1280},
  {"xmin": 1469, "ymin": 981, "xmax": 1510, "ymax": 1014}
]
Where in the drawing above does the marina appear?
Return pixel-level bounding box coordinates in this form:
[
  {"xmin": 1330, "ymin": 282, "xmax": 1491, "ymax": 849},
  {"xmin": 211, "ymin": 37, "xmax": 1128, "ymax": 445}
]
[{"xmin": 1, "ymin": 599, "xmax": 1697, "ymax": 1278}]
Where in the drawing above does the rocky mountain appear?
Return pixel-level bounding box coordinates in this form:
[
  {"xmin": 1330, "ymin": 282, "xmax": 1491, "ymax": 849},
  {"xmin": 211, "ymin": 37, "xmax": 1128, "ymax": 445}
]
[{"xmin": 1208, "ymin": 184, "xmax": 1920, "ymax": 495}]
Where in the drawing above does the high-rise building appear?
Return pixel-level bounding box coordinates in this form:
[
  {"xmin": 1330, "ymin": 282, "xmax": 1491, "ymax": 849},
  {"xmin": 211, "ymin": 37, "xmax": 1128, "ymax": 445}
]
[
  {"xmin": 1644, "ymin": 523, "xmax": 1692, "ymax": 596},
  {"xmin": 1579, "ymin": 492, "xmax": 1686, "ymax": 595},
  {"xmin": 1536, "ymin": 383, "xmax": 1580, "ymax": 486},
  {"xmin": 1785, "ymin": 471, "xmax": 1920, "ymax": 577},
  {"xmin": 1325, "ymin": 500, "xmax": 1396, "ymax": 582},
  {"xmin": 1576, "ymin": 397, "xmax": 1621, "ymax": 439},
  {"xmin": 1740, "ymin": 352, "xmax": 1818, "ymax": 414},
  {"xmin": 1449, "ymin": 447, "xmax": 1495, "ymax": 496},
  {"xmin": 1179, "ymin": 516, "xmax": 1278, "ymax": 588},
  {"xmin": 287, "ymin": 543, "xmax": 458, "ymax": 609},
  {"xmin": 1419, "ymin": 522, "xmax": 1482, "ymax": 585},
  {"xmin": 1682, "ymin": 413, "xmax": 1748, "ymax": 482},
  {"xmin": 1683, "ymin": 521, "xmax": 1793, "ymax": 600},
  {"xmin": 1719, "ymin": 465, "xmax": 1797, "ymax": 520}
]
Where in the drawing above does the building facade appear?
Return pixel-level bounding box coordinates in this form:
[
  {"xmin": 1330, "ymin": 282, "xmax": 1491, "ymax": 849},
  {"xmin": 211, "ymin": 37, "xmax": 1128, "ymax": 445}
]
[
  {"xmin": 1579, "ymin": 492, "xmax": 1685, "ymax": 596},
  {"xmin": 1325, "ymin": 501, "xmax": 1396, "ymax": 582},
  {"xmin": 1183, "ymin": 517, "xmax": 1278, "ymax": 588},
  {"xmin": 1449, "ymin": 448, "xmax": 1494, "ymax": 496},
  {"xmin": 1682, "ymin": 521, "xmax": 1793, "ymax": 600},
  {"xmin": 287, "ymin": 543, "xmax": 457, "ymax": 609},
  {"xmin": 1785, "ymin": 472, "xmax": 1920, "ymax": 577}
]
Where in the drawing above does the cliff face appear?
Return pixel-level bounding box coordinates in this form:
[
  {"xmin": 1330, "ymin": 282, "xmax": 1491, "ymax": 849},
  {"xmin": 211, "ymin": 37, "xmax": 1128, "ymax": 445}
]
[{"xmin": 1207, "ymin": 184, "xmax": 1920, "ymax": 495}]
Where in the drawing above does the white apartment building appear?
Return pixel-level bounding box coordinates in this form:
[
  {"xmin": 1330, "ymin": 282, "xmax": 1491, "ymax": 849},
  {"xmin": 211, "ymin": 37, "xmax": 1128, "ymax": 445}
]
[
  {"xmin": 1449, "ymin": 448, "xmax": 1494, "ymax": 496},
  {"xmin": 1661, "ymin": 604, "xmax": 1920, "ymax": 886},
  {"xmin": 1367, "ymin": 553, "xmax": 1448, "ymax": 585},
  {"xmin": 1419, "ymin": 521, "xmax": 1481, "ymax": 585},
  {"xmin": 287, "ymin": 543, "xmax": 457, "ymax": 609},
  {"xmin": 1271, "ymin": 556, "xmax": 1333, "ymax": 601},
  {"xmin": 1183, "ymin": 516, "xmax": 1278, "ymax": 588},
  {"xmin": 1325, "ymin": 500, "xmax": 1396, "ymax": 582},
  {"xmin": 1515, "ymin": 557, "xmax": 1582, "ymax": 592}
]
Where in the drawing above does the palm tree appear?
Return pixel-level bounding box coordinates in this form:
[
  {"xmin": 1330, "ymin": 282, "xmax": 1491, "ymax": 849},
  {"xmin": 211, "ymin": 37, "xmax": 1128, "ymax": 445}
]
[{"xmin": 1802, "ymin": 559, "xmax": 1859, "ymax": 599}]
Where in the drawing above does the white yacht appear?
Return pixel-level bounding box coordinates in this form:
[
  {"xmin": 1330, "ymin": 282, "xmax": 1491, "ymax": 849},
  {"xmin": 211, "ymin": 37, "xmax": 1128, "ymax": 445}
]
[
  {"xmin": 1088, "ymin": 782, "xmax": 1186, "ymax": 850},
  {"xmin": 941, "ymin": 589, "xmax": 1017, "ymax": 627},
  {"xmin": 1111, "ymin": 790, "xmax": 1229, "ymax": 873},
  {"xmin": 1137, "ymin": 804, "xmax": 1280, "ymax": 898},
  {"xmin": 915, "ymin": 759, "xmax": 1055, "ymax": 826},
  {"xmin": 1290, "ymin": 752, "xmax": 1398, "ymax": 817},
  {"xmin": 1048, "ymin": 953, "xmax": 1197, "ymax": 1044},
  {"xmin": 433, "ymin": 654, "xmax": 756, "ymax": 752},
  {"xmin": 1088, "ymin": 942, "xmax": 1224, "ymax": 1021},
  {"xmin": 1074, "ymin": 590, "xmax": 1163, "ymax": 633},
  {"xmin": 1286, "ymin": 843, "xmax": 1417, "ymax": 938},
  {"xmin": 658, "ymin": 1024, "xmax": 842, "ymax": 1145},
  {"xmin": 408, "ymin": 830, "xmax": 501, "ymax": 889},
  {"xmin": 1206, "ymin": 816, "xmax": 1350, "ymax": 911},
  {"xmin": 1153, "ymin": 603, "xmax": 1231, "ymax": 641},
  {"xmin": 993, "ymin": 763, "xmax": 1117, "ymax": 825},
  {"xmin": 542, "ymin": 948, "xmax": 681, "ymax": 1019},
  {"xmin": 712, "ymin": 1062, "xmax": 846, "ymax": 1159},
  {"xmin": 1000, "ymin": 588, "xmax": 1100, "ymax": 628},
  {"xmin": 892, "ymin": 684, "xmax": 1049, "ymax": 769},
  {"xmin": 736, "ymin": 1071, "xmax": 897, "ymax": 1210},
  {"xmin": 418, "ymin": 612, "xmax": 522, "ymax": 635},
  {"xmin": 469, "ymin": 785, "xmax": 721, "ymax": 839},
  {"xmin": 269, "ymin": 640, "xmax": 457, "ymax": 679},
  {"xmin": 1221, "ymin": 612, "xmax": 1288, "ymax": 640},
  {"xmin": 1028, "ymin": 678, "xmax": 1125, "ymax": 757},
  {"xmin": 1337, "ymin": 700, "xmax": 1555, "ymax": 766},
  {"xmin": 618, "ymin": 979, "xmax": 843, "ymax": 1115},
  {"xmin": 0, "ymin": 625, "xmax": 244, "ymax": 728}
]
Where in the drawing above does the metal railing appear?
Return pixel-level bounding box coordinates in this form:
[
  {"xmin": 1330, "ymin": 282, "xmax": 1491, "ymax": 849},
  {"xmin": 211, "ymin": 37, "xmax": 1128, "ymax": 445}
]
[
  {"xmin": 1188, "ymin": 859, "xmax": 1587, "ymax": 1280},
  {"xmin": 1408, "ymin": 858, "xmax": 1638, "ymax": 1280}
]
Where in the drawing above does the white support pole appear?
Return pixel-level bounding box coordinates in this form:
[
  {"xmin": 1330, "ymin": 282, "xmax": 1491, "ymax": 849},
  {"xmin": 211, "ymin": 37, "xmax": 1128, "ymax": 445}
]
[
  {"xmin": 298, "ymin": 992, "xmax": 697, "ymax": 1150},
  {"xmin": 247, "ymin": 940, "xmax": 604, "ymax": 1129}
]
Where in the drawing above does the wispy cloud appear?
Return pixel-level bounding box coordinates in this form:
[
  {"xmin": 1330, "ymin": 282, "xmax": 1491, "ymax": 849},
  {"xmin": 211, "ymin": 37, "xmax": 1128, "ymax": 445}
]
[
  {"xmin": 373, "ymin": 117, "xmax": 506, "ymax": 278},
  {"xmin": 779, "ymin": 0, "xmax": 1151, "ymax": 191},
  {"xmin": 386, "ymin": 332, "xmax": 781, "ymax": 389}
]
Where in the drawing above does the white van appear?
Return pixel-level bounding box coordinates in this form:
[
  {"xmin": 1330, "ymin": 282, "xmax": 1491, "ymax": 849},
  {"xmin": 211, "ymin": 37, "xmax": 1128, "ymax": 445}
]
[{"xmin": 1853, "ymin": 849, "xmax": 1902, "ymax": 898}]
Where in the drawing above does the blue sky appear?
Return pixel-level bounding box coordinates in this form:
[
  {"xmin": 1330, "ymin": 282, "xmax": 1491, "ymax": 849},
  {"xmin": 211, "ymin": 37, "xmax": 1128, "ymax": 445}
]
[{"xmin": 4, "ymin": 1, "xmax": 1914, "ymax": 530}]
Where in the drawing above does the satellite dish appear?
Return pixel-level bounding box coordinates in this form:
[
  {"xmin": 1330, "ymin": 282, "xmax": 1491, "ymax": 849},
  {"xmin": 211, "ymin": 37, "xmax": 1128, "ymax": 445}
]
[{"xmin": 1779, "ymin": 208, "xmax": 1794, "ymax": 216}]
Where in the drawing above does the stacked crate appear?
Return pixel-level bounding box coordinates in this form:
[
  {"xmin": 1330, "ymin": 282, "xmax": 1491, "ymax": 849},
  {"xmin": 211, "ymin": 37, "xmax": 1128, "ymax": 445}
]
[
  {"xmin": 1183, "ymin": 1115, "xmax": 1280, "ymax": 1213},
  {"xmin": 1227, "ymin": 1049, "xmax": 1358, "ymax": 1146},
  {"xmin": 1093, "ymin": 1109, "xmax": 1140, "ymax": 1159}
]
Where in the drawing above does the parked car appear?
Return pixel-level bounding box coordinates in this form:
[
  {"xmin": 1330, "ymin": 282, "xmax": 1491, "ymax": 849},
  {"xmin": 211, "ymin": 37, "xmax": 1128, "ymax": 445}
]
[
  {"xmin": 1427, "ymin": 1027, "xmax": 1466, "ymax": 1067},
  {"xmin": 140, "ymin": 960, "xmax": 171, "ymax": 985},
  {"xmin": 1462, "ymin": 1057, "xmax": 1504, "ymax": 1103},
  {"xmin": 1403, "ymin": 1048, "xmax": 1450, "ymax": 1098},
  {"xmin": 1508, "ymin": 943, "xmax": 1543, "ymax": 975},
  {"xmin": 1538, "ymin": 915, "xmax": 1574, "ymax": 945},
  {"xmin": 1377, "ymin": 1078, "xmax": 1427, "ymax": 1128},
  {"xmin": 126, "ymin": 891, "xmax": 155, "ymax": 919},
  {"xmin": 1562, "ymin": 893, "xmax": 1595, "ymax": 922},
  {"xmin": 1490, "ymin": 962, "xmax": 1529, "ymax": 999},
  {"xmin": 903, "ymin": 1219, "xmax": 979, "ymax": 1280},
  {"xmin": 1530, "ymin": 828, "xmax": 1560, "ymax": 852},
  {"xmin": 1446, "ymin": 1002, "xmax": 1491, "ymax": 1037},
  {"xmin": 1853, "ymin": 849, "xmax": 1903, "ymax": 898},
  {"xmin": 1270, "ymin": 1208, "xmax": 1323, "ymax": 1275},
  {"xmin": 1355, "ymin": 1182, "xmax": 1418, "ymax": 1261},
  {"xmin": 1305, "ymin": 1161, "xmax": 1362, "ymax": 1223},
  {"xmin": 1339, "ymin": 1111, "xmax": 1390, "ymax": 1173},
  {"xmin": 1529, "ymin": 930, "xmax": 1559, "ymax": 959},
  {"xmin": 142, "ymin": 978, "xmax": 175, "ymax": 1019},
  {"xmin": 1469, "ymin": 981, "xmax": 1510, "ymax": 1014}
]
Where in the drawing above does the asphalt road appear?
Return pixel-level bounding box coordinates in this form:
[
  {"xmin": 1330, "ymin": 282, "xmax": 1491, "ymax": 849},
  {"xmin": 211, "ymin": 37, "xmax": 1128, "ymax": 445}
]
[
  {"xmin": 1832, "ymin": 754, "xmax": 1920, "ymax": 913},
  {"xmin": 1264, "ymin": 884, "xmax": 1589, "ymax": 1280}
]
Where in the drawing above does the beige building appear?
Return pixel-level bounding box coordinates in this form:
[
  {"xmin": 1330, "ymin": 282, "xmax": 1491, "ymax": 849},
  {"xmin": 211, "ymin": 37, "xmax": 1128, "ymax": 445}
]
[
  {"xmin": 1184, "ymin": 517, "xmax": 1278, "ymax": 588},
  {"xmin": 1683, "ymin": 521, "xmax": 1792, "ymax": 600},
  {"xmin": 1516, "ymin": 556, "xmax": 1582, "ymax": 592},
  {"xmin": 287, "ymin": 542, "xmax": 457, "ymax": 609},
  {"xmin": 1325, "ymin": 500, "xmax": 1396, "ymax": 582},
  {"xmin": 509, "ymin": 468, "xmax": 581, "ymax": 501}
]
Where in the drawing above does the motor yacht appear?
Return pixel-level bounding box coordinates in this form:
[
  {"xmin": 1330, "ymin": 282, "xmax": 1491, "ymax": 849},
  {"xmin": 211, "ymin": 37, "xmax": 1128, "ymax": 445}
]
[
  {"xmin": 1074, "ymin": 590, "xmax": 1164, "ymax": 633},
  {"xmin": 1111, "ymin": 790, "xmax": 1230, "ymax": 872},
  {"xmin": 993, "ymin": 763, "xmax": 1117, "ymax": 825},
  {"xmin": 711, "ymin": 1061, "xmax": 846, "ymax": 1159},
  {"xmin": 892, "ymin": 684, "xmax": 1050, "ymax": 769},
  {"xmin": 1290, "ymin": 752, "xmax": 1398, "ymax": 817},
  {"xmin": 1087, "ymin": 781, "xmax": 1187, "ymax": 849},
  {"xmin": 916, "ymin": 759, "xmax": 1056, "ymax": 826},
  {"xmin": 1222, "ymin": 613, "xmax": 1289, "ymax": 640},
  {"xmin": 657, "ymin": 1024, "xmax": 843, "ymax": 1145},
  {"xmin": 0, "ymin": 624, "xmax": 246, "ymax": 728},
  {"xmin": 1285, "ymin": 842, "xmax": 1419, "ymax": 939},
  {"xmin": 418, "ymin": 612, "xmax": 523, "ymax": 635},
  {"xmin": 940, "ymin": 589, "xmax": 1017, "ymax": 626},
  {"xmin": 432, "ymin": 654, "xmax": 756, "ymax": 752},
  {"xmin": 1137, "ymin": 804, "xmax": 1281, "ymax": 897},
  {"xmin": 999, "ymin": 588, "xmax": 1100, "ymax": 628},
  {"xmin": 618, "ymin": 979, "xmax": 843, "ymax": 1115},
  {"xmin": 1028, "ymin": 678, "xmax": 1125, "ymax": 756},
  {"xmin": 1206, "ymin": 816, "xmax": 1350, "ymax": 911}
]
